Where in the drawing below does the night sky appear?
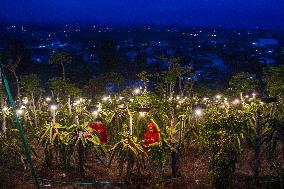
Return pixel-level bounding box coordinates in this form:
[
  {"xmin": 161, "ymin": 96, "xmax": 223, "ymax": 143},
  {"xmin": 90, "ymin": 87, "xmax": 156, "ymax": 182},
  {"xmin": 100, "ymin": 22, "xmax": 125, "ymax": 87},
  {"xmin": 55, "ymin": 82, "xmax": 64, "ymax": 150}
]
[{"xmin": 1, "ymin": 0, "xmax": 284, "ymax": 29}]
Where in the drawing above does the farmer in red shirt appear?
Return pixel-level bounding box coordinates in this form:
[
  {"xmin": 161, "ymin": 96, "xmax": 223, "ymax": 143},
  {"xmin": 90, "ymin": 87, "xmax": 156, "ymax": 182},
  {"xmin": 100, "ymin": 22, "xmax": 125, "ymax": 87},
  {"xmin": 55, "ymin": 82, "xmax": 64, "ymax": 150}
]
[
  {"xmin": 89, "ymin": 117, "xmax": 108, "ymax": 144},
  {"xmin": 143, "ymin": 122, "xmax": 160, "ymax": 146}
]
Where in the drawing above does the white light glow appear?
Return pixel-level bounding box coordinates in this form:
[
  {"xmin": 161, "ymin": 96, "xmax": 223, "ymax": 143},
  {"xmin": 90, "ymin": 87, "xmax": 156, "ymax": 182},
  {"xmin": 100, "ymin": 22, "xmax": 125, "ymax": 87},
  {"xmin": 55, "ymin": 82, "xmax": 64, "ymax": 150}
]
[
  {"xmin": 92, "ymin": 111, "xmax": 98, "ymax": 116},
  {"xmin": 215, "ymin": 94, "xmax": 221, "ymax": 99},
  {"xmin": 45, "ymin": 97, "xmax": 51, "ymax": 102},
  {"xmin": 102, "ymin": 96, "xmax": 110, "ymax": 101},
  {"xmin": 16, "ymin": 109, "xmax": 23, "ymax": 115},
  {"xmin": 195, "ymin": 109, "xmax": 203, "ymax": 116},
  {"xmin": 134, "ymin": 88, "xmax": 141, "ymax": 95},
  {"xmin": 50, "ymin": 105, "xmax": 57, "ymax": 110},
  {"xmin": 233, "ymin": 99, "xmax": 240, "ymax": 104}
]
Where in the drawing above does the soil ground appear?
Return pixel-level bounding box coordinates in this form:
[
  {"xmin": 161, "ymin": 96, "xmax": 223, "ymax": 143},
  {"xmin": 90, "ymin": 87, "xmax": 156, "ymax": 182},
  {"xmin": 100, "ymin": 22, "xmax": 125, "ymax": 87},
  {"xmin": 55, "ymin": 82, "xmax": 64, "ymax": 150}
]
[{"xmin": 0, "ymin": 145, "xmax": 283, "ymax": 189}]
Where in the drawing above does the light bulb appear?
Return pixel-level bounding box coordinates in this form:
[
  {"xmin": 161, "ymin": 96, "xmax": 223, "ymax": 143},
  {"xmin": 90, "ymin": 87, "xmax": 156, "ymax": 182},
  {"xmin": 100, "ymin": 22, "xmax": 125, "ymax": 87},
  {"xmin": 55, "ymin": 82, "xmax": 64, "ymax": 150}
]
[
  {"xmin": 195, "ymin": 109, "xmax": 203, "ymax": 116},
  {"xmin": 134, "ymin": 88, "xmax": 141, "ymax": 95},
  {"xmin": 50, "ymin": 105, "xmax": 57, "ymax": 110},
  {"xmin": 16, "ymin": 109, "xmax": 23, "ymax": 115},
  {"xmin": 215, "ymin": 94, "xmax": 221, "ymax": 99},
  {"xmin": 45, "ymin": 97, "xmax": 51, "ymax": 102},
  {"xmin": 233, "ymin": 99, "xmax": 240, "ymax": 104},
  {"xmin": 92, "ymin": 111, "xmax": 98, "ymax": 116}
]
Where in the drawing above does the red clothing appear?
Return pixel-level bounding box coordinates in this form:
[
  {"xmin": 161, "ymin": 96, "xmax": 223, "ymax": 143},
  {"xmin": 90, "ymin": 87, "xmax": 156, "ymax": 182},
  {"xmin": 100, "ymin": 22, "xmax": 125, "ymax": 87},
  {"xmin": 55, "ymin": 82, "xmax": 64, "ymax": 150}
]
[
  {"xmin": 89, "ymin": 123, "xmax": 108, "ymax": 143},
  {"xmin": 144, "ymin": 123, "xmax": 160, "ymax": 146}
]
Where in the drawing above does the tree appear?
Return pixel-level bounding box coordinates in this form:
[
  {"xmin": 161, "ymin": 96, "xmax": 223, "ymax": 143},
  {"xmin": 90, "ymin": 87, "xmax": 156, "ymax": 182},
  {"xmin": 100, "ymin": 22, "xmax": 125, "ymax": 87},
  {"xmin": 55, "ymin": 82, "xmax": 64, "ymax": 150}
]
[
  {"xmin": 48, "ymin": 78, "xmax": 82, "ymax": 101},
  {"xmin": 48, "ymin": 52, "xmax": 72, "ymax": 80},
  {"xmin": 263, "ymin": 65, "xmax": 284, "ymax": 100},
  {"xmin": 21, "ymin": 74, "xmax": 43, "ymax": 100},
  {"xmin": 228, "ymin": 72, "xmax": 259, "ymax": 104},
  {"xmin": 66, "ymin": 55, "xmax": 94, "ymax": 85}
]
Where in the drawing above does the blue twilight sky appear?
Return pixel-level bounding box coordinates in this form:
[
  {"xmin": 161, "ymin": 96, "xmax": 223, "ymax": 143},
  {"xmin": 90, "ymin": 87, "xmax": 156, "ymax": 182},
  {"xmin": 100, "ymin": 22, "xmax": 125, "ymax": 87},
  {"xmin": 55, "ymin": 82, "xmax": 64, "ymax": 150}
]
[{"xmin": 1, "ymin": 0, "xmax": 284, "ymax": 29}]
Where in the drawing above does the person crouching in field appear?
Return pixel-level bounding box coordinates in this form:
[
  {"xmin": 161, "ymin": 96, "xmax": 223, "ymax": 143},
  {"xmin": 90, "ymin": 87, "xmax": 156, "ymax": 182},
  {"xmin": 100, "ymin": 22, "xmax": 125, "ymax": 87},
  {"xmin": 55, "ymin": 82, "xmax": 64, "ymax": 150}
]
[
  {"xmin": 88, "ymin": 117, "xmax": 108, "ymax": 144},
  {"xmin": 143, "ymin": 122, "xmax": 160, "ymax": 146}
]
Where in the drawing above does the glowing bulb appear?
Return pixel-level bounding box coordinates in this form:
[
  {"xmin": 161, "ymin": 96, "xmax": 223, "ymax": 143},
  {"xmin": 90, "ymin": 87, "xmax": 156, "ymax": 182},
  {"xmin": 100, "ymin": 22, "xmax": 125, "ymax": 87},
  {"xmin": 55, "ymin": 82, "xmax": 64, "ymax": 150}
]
[
  {"xmin": 215, "ymin": 94, "xmax": 221, "ymax": 99},
  {"xmin": 252, "ymin": 93, "xmax": 256, "ymax": 98},
  {"xmin": 203, "ymin": 97, "xmax": 209, "ymax": 101},
  {"xmin": 50, "ymin": 105, "xmax": 57, "ymax": 110},
  {"xmin": 245, "ymin": 95, "xmax": 249, "ymax": 98},
  {"xmin": 233, "ymin": 99, "xmax": 240, "ymax": 104},
  {"xmin": 102, "ymin": 96, "xmax": 110, "ymax": 101},
  {"xmin": 92, "ymin": 111, "xmax": 98, "ymax": 116},
  {"xmin": 45, "ymin": 97, "xmax": 51, "ymax": 102},
  {"xmin": 74, "ymin": 100, "xmax": 81, "ymax": 106},
  {"xmin": 3, "ymin": 107, "xmax": 8, "ymax": 111},
  {"xmin": 176, "ymin": 96, "xmax": 180, "ymax": 100},
  {"xmin": 139, "ymin": 112, "xmax": 146, "ymax": 117},
  {"xmin": 134, "ymin": 88, "xmax": 141, "ymax": 95},
  {"xmin": 16, "ymin": 109, "xmax": 23, "ymax": 115},
  {"xmin": 194, "ymin": 109, "xmax": 203, "ymax": 116}
]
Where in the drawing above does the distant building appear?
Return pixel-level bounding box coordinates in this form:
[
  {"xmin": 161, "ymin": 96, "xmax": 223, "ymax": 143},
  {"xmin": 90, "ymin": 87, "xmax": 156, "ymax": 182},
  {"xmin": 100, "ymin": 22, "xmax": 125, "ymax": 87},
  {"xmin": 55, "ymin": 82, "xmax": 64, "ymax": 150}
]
[{"xmin": 253, "ymin": 39, "xmax": 279, "ymax": 47}]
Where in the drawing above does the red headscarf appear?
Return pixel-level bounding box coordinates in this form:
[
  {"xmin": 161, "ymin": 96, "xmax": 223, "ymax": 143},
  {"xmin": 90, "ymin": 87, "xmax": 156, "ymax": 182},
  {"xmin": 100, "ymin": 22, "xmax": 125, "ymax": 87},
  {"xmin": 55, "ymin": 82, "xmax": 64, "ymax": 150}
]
[{"xmin": 144, "ymin": 122, "xmax": 160, "ymax": 146}]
